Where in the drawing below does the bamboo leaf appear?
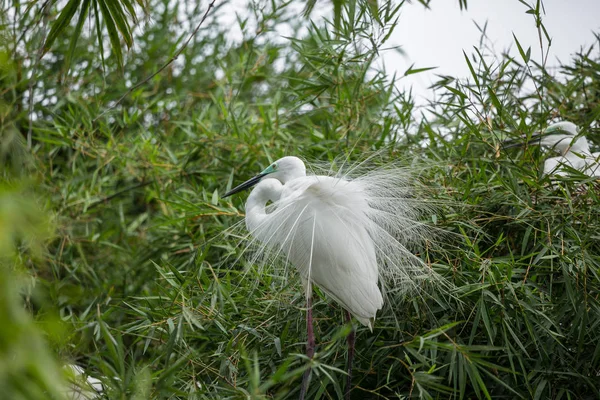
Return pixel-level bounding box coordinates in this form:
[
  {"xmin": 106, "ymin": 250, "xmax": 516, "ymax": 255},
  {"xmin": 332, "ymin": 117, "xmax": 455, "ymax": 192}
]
[
  {"xmin": 43, "ymin": 0, "xmax": 81, "ymax": 54},
  {"xmin": 513, "ymin": 33, "xmax": 531, "ymax": 63},
  {"xmin": 97, "ymin": 0, "xmax": 124, "ymax": 68},
  {"xmin": 105, "ymin": 0, "xmax": 133, "ymax": 47},
  {"xmin": 93, "ymin": 0, "xmax": 106, "ymax": 72},
  {"xmin": 404, "ymin": 64, "xmax": 437, "ymax": 76},
  {"xmin": 66, "ymin": 0, "xmax": 91, "ymax": 71}
]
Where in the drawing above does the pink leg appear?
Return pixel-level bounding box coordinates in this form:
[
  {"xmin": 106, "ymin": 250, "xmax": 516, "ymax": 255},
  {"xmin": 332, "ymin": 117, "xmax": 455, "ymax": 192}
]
[
  {"xmin": 345, "ymin": 310, "xmax": 355, "ymax": 400},
  {"xmin": 299, "ymin": 297, "xmax": 315, "ymax": 400}
]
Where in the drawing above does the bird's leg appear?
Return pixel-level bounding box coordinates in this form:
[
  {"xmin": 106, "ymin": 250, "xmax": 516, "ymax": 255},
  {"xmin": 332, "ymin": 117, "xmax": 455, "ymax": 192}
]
[
  {"xmin": 345, "ymin": 310, "xmax": 355, "ymax": 400},
  {"xmin": 299, "ymin": 297, "xmax": 315, "ymax": 400},
  {"xmin": 306, "ymin": 299, "xmax": 315, "ymax": 360}
]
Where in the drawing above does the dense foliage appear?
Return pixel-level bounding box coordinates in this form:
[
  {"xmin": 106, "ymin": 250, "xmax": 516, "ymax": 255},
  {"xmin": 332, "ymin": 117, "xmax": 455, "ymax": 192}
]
[{"xmin": 1, "ymin": 0, "xmax": 599, "ymax": 398}]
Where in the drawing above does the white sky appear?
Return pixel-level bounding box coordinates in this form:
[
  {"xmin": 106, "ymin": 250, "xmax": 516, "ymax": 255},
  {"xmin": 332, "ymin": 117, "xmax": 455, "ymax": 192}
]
[
  {"xmin": 381, "ymin": 0, "xmax": 600, "ymax": 101},
  {"xmin": 217, "ymin": 0, "xmax": 600, "ymax": 101}
]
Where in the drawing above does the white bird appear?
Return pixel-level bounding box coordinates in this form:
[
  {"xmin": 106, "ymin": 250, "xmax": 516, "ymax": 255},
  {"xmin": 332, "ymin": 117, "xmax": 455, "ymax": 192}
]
[
  {"xmin": 506, "ymin": 121, "xmax": 600, "ymax": 177},
  {"xmin": 224, "ymin": 156, "xmax": 437, "ymax": 399},
  {"xmin": 63, "ymin": 364, "xmax": 104, "ymax": 400}
]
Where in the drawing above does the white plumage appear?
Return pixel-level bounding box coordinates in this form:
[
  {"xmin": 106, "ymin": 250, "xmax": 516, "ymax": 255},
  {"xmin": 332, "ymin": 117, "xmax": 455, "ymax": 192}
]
[
  {"xmin": 228, "ymin": 156, "xmax": 433, "ymax": 327},
  {"xmin": 63, "ymin": 364, "xmax": 104, "ymax": 400},
  {"xmin": 534, "ymin": 122, "xmax": 599, "ymax": 177},
  {"xmin": 246, "ymin": 174, "xmax": 382, "ymax": 327},
  {"xmin": 224, "ymin": 155, "xmax": 437, "ymax": 399}
]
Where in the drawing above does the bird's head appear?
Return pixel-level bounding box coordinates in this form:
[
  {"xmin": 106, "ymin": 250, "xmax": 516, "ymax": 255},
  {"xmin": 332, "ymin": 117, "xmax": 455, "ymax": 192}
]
[
  {"xmin": 537, "ymin": 121, "xmax": 583, "ymax": 155},
  {"xmin": 263, "ymin": 156, "xmax": 306, "ymax": 183},
  {"xmin": 504, "ymin": 121, "xmax": 588, "ymax": 156},
  {"xmin": 223, "ymin": 156, "xmax": 306, "ymax": 197}
]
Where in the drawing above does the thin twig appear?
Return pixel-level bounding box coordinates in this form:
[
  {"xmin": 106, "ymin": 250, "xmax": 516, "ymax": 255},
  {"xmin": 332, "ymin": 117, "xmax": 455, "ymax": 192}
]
[
  {"xmin": 27, "ymin": 0, "xmax": 52, "ymax": 149},
  {"xmin": 93, "ymin": 0, "xmax": 217, "ymax": 122},
  {"xmin": 85, "ymin": 180, "xmax": 154, "ymax": 211},
  {"xmin": 14, "ymin": 0, "xmax": 52, "ymax": 55}
]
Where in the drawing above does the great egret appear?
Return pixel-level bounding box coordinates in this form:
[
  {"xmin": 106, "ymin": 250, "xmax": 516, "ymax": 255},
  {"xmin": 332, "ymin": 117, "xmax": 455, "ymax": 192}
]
[
  {"xmin": 63, "ymin": 364, "xmax": 103, "ymax": 400},
  {"xmin": 505, "ymin": 121, "xmax": 600, "ymax": 177},
  {"xmin": 224, "ymin": 156, "xmax": 438, "ymax": 399}
]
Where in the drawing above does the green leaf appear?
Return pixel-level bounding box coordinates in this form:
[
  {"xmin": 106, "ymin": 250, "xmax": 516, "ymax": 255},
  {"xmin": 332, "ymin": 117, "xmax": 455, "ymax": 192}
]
[
  {"xmin": 444, "ymin": 85, "xmax": 468, "ymax": 99},
  {"xmin": 43, "ymin": 0, "xmax": 81, "ymax": 55},
  {"xmin": 463, "ymin": 50, "xmax": 480, "ymax": 88},
  {"xmin": 513, "ymin": 33, "xmax": 531, "ymax": 63},
  {"xmin": 404, "ymin": 64, "xmax": 438, "ymax": 76},
  {"xmin": 93, "ymin": 0, "xmax": 106, "ymax": 72},
  {"xmin": 97, "ymin": 0, "xmax": 124, "ymax": 68},
  {"xmin": 104, "ymin": 0, "xmax": 133, "ymax": 47},
  {"xmin": 119, "ymin": 0, "xmax": 138, "ymax": 22},
  {"xmin": 66, "ymin": 0, "xmax": 91, "ymax": 72}
]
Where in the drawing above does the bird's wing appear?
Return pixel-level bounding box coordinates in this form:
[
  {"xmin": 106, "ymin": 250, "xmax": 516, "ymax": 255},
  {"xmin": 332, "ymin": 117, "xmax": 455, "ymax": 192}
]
[
  {"xmin": 549, "ymin": 153, "xmax": 600, "ymax": 177},
  {"xmin": 253, "ymin": 175, "xmax": 383, "ymax": 327},
  {"xmin": 543, "ymin": 156, "xmax": 567, "ymax": 176},
  {"xmin": 587, "ymin": 153, "xmax": 600, "ymax": 176}
]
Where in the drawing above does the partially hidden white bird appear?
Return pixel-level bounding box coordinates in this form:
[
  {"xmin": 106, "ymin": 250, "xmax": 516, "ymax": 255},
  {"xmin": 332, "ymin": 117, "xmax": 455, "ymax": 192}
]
[
  {"xmin": 505, "ymin": 121, "xmax": 600, "ymax": 177},
  {"xmin": 223, "ymin": 156, "xmax": 436, "ymax": 400},
  {"xmin": 63, "ymin": 364, "xmax": 104, "ymax": 400}
]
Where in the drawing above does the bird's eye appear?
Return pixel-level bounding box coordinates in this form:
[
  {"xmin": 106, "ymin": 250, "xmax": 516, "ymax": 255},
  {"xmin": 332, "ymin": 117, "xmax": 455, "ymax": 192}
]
[{"xmin": 272, "ymin": 163, "xmax": 278, "ymax": 170}]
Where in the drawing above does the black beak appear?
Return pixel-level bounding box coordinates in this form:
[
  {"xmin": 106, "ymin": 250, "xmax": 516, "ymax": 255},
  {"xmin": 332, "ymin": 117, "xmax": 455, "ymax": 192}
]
[
  {"xmin": 502, "ymin": 132, "xmax": 542, "ymax": 149},
  {"xmin": 223, "ymin": 173, "xmax": 268, "ymax": 198}
]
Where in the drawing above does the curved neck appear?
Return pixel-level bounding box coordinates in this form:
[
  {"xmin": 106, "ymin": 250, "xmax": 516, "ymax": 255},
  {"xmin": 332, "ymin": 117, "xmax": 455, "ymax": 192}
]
[{"xmin": 245, "ymin": 178, "xmax": 283, "ymax": 236}]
